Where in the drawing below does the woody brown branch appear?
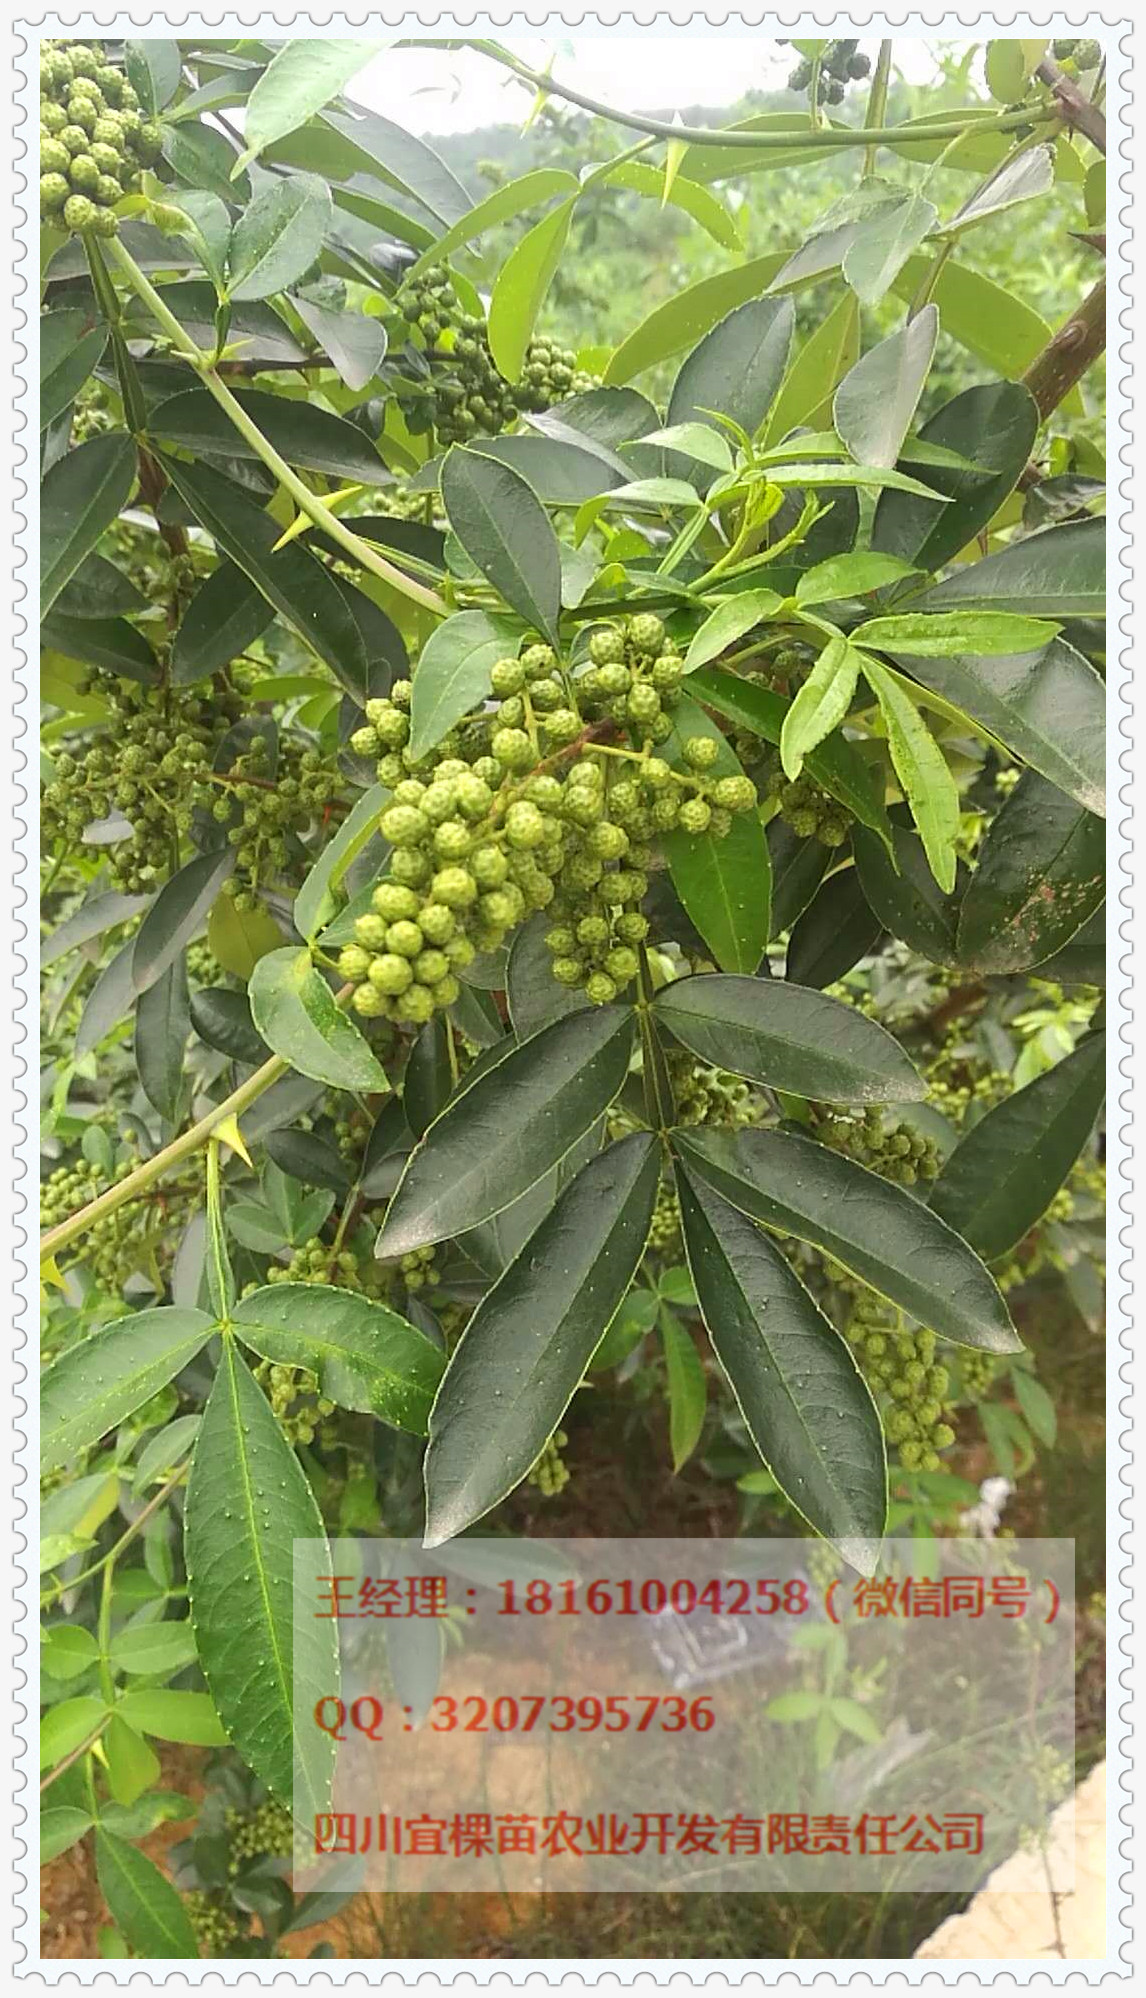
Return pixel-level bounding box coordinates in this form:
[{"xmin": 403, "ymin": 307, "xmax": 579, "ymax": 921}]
[
  {"xmin": 1035, "ymin": 54, "xmax": 1107, "ymax": 154},
  {"xmin": 1016, "ymin": 274, "xmax": 1107, "ymax": 489}
]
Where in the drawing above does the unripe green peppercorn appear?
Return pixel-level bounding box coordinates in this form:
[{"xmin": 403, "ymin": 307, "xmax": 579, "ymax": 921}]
[{"xmin": 369, "ymin": 953, "xmax": 414, "ymax": 994}]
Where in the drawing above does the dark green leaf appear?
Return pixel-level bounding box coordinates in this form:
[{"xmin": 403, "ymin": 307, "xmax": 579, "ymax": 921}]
[
  {"xmin": 233, "ymin": 1283, "xmax": 444, "ymax": 1433},
  {"xmin": 931, "ymin": 1032, "xmax": 1105, "ymax": 1261},
  {"xmin": 916, "ymin": 517, "xmax": 1105, "ymax": 619},
  {"xmin": 185, "ymin": 1340, "xmax": 338, "ymax": 1812},
  {"xmin": 408, "ymin": 609, "xmax": 522, "ymax": 762},
  {"xmin": 172, "ymin": 562, "xmax": 276, "ymax": 685},
  {"xmin": 677, "ymin": 1125, "xmax": 1021, "ymax": 1354},
  {"xmin": 41, "ymin": 436, "xmax": 137, "ymax": 616},
  {"xmin": 886, "ymin": 633, "xmax": 1104, "ymax": 817},
  {"xmin": 403, "ymin": 1017, "xmax": 453, "ymax": 1139},
  {"xmin": 43, "ymin": 613, "xmax": 158, "ymax": 685},
  {"xmin": 440, "ymin": 449, "xmax": 561, "ymax": 644},
  {"xmin": 675, "ymin": 1164, "xmax": 886, "ymax": 1569},
  {"xmin": 767, "ymin": 823, "xmax": 831, "ymax": 938},
  {"xmin": 1030, "ymin": 903, "xmax": 1105, "ymax": 985},
  {"xmin": 507, "ymin": 913, "xmax": 589, "ymax": 1039},
  {"xmin": 136, "ymin": 955, "xmax": 190, "ymax": 1122},
  {"xmin": 41, "ymin": 1808, "xmax": 92, "ymax": 1865},
  {"xmin": 189, "ymin": 986, "xmax": 270, "ymax": 1065},
  {"xmin": 667, "ymin": 296, "xmax": 794, "ymax": 453},
  {"xmin": 653, "ymin": 973, "xmax": 924, "ymax": 1103},
  {"xmin": 469, "ymin": 432, "xmax": 625, "ymax": 505},
  {"xmin": 161, "ymin": 456, "xmax": 368, "ymax": 688},
  {"xmin": 853, "ymin": 821, "xmax": 962, "ymax": 961},
  {"xmin": 133, "ymin": 284, "xmax": 307, "ymax": 364},
  {"xmin": 249, "ymin": 948, "xmax": 389, "ymax": 1092},
  {"xmin": 957, "ymin": 770, "xmax": 1105, "ymax": 974},
  {"xmin": 291, "ymin": 295, "xmax": 388, "ymax": 392},
  {"xmin": 131, "ymin": 849, "xmax": 235, "ymax": 997},
  {"xmin": 227, "ymin": 175, "xmax": 333, "ymax": 302},
  {"xmin": 162, "ymin": 118, "xmax": 251, "ymax": 203},
  {"xmin": 41, "ymin": 1308, "xmax": 214, "ymax": 1471},
  {"xmin": 833, "ymin": 306, "xmax": 937, "ymax": 470},
  {"xmin": 872, "ymin": 381, "xmax": 1038, "ymax": 574},
  {"xmin": 75, "ymin": 937, "xmax": 137, "ymax": 1058},
  {"xmin": 320, "ymin": 104, "xmax": 472, "ymax": 228},
  {"xmin": 40, "ymin": 310, "xmax": 107, "ymax": 432},
  {"xmin": 263, "ymin": 1128, "xmax": 352, "ymax": 1195},
  {"xmin": 94, "ymin": 1830, "xmax": 198, "ymax": 1960},
  {"xmin": 660, "ymin": 696, "xmax": 770, "ymax": 973},
  {"xmin": 124, "ymin": 39, "xmax": 182, "ymax": 113},
  {"xmin": 786, "ymin": 867, "xmax": 883, "ymax": 987},
  {"xmin": 150, "ymin": 389, "xmax": 389, "ymax": 485},
  {"xmin": 377, "ymin": 1007, "xmax": 635, "ymax": 1255},
  {"xmin": 54, "ymin": 554, "xmax": 147, "ymax": 620},
  {"xmin": 424, "ymin": 1133, "xmax": 659, "ymax": 1545},
  {"xmin": 43, "ymin": 891, "xmax": 151, "ymax": 969},
  {"xmin": 659, "ymin": 1307, "xmax": 707, "ymax": 1471}
]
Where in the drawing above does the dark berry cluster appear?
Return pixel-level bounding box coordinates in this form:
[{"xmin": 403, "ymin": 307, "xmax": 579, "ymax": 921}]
[
  {"xmin": 815, "ymin": 1106, "xmax": 942, "ymax": 1188},
  {"xmin": 343, "ymin": 614, "xmax": 758, "ymax": 1019},
  {"xmin": 40, "ymin": 40, "xmax": 161, "ymax": 236},
  {"xmin": 398, "ymin": 269, "xmax": 596, "ymax": 446},
  {"xmin": 787, "ymin": 40, "xmax": 871, "ymax": 102},
  {"xmin": 766, "ymin": 769, "xmax": 852, "ymax": 847}
]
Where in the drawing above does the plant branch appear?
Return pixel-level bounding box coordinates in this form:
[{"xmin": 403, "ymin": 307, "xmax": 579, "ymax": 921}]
[
  {"xmin": 40, "ymin": 1052, "xmax": 288, "ymax": 1264},
  {"xmin": 471, "ymin": 43, "xmax": 1058, "ymax": 153},
  {"xmin": 863, "ymin": 43, "xmax": 894, "ymax": 177},
  {"xmin": 1021, "ymin": 275, "xmax": 1107, "ymax": 424},
  {"xmin": 1035, "ymin": 54, "xmax": 1107, "ymax": 153},
  {"xmin": 106, "ymin": 240, "xmax": 448, "ymax": 618}
]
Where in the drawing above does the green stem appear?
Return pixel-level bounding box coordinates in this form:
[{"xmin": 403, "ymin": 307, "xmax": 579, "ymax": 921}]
[
  {"xmin": 40, "ymin": 1052, "xmax": 288, "ymax": 1264},
  {"xmin": 106, "ymin": 239, "xmax": 449, "ymax": 619},
  {"xmin": 41, "ymin": 1468, "xmax": 189, "ymax": 1609},
  {"xmin": 469, "ymin": 45, "xmax": 1058, "ymax": 152},
  {"xmin": 862, "ymin": 43, "xmax": 894, "ymax": 176},
  {"xmin": 97, "ymin": 1560, "xmax": 115, "ymax": 1705}
]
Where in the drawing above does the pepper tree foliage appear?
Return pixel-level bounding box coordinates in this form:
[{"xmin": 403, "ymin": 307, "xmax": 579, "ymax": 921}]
[{"xmin": 39, "ymin": 35, "xmax": 1107, "ymax": 1954}]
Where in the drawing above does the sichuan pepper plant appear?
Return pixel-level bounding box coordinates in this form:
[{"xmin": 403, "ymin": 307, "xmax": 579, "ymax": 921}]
[{"xmin": 39, "ymin": 35, "xmax": 1107, "ymax": 1957}]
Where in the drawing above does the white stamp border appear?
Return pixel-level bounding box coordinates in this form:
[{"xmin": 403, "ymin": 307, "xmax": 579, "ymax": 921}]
[{"xmin": 6, "ymin": 8, "xmax": 1136, "ymax": 1984}]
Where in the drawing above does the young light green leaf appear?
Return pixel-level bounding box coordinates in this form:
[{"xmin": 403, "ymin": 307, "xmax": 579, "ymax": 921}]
[
  {"xmin": 227, "ymin": 176, "xmax": 333, "ymax": 302},
  {"xmin": 842, "ymin": 194, "xmax": 938, "ymax": 306},
  {"xmin": 440, "ymin": 449, "xmax": 561, "ymax": 644},
  {"xmin": 930, "ymin": 1032, "xmax": 1105, "ymax": 1262},
  {"xmin": 636, "ymin": 422, "xmax": 734, "ymax": 471},
  {"xmin": 185, "ymin": 1339, "xmax": 338, "ymax": 1811},
  {"xmin": 833, "ymin": 306, "xmax": 938, "ymax": 470},
  {"xmin": 377, "ymin": 1007, "xmax": 635, "ymax": 1256},
  {"xmin": 659, "ymin": 1307, "xmax": 708, "ymax": 1471},
  {"xmin": 233, "ymin": 1283, "xmax": 444, "ymax": 1433},
  {"xmin": 653, "ymin": 973, "xmax": 925, "ymax": 1104},
  {"xmin": 763, "ymin": 290, "xmax": 860, "ymax": 444},
  {"xmin": 676, "ymin": 1125, "xmax": 1021, "ymax": 1355},
  {"xmin": 956, "ymin": 769, "xmax": 1105, "ymax": 973},
  {"xmin": 150, "ymin": 388, "xmax": 390, "ymax": 486},
  {"xmin": 408, "ymin": 169, "xmax": 580, "ymax": 277},
  {"xmin": 110, "ymin": 1622, "xmax": 200, "ymax": 1678},
  {"xmin": 683, "ymin": 590, "xmax": 784, "ymax": 674},
  {"xmin": 604, "ymin": 253, "xmax": 787, "ymax": 385},
  {"xmin": 597, "ymin": 159, "xmax": 743, "ymax": 252},
  {"xmin": 236, "ymin": 39, "xmax": 393, "ymax": 170},
  {"xmin": 795, "ymin": 553, "xmax": 919, "ymax": 606},
  {"xmin": 135, "ymin": 955, "xmax": 190, "ymax": 1122},
  {"xmin": 113, "ymin": 1689, "xmax": 228, "ymax": 1746},
  {"xmin": 295, "ymin": 782, "xmax": 386, "ymax": 942},
  {"xmin": 41, "ymin": 437, "xmax": 137, "ymax": 615},
  {"xmin": 94, "ymin": 1831, "xmax": 199, "ymax": 1960},
  {"xmin": 424, "ymin": 1134, "xmax": 659, "ymax": 1546},
  {"xmin": 675, "ymin": 1165, "xmax": 886, "ymax": 1572},
  {"xmin": 780, "ymin": 637, "xmax": 861, "ymax": 781},
  {"xmin": 488, "ymin": 197, "xmax": 577, "ymax": 382},
  {"xmin": 249, "ymin": 948, "xmax": 389, "ymax": 1092},
  {"xmin": 41, "ymin": 1309, "xmax": 215, "ymax": 1471},
  {"xmin": 856, "ymin": 611, "xmax": 1061, "ymax": 657},
  {"xmin": 408, "ymin": 609, "xmax": 522, "ymax": 761},
  {"xmin": 860, "ymin": 656, "xmax": 960, "ymax": 895}
]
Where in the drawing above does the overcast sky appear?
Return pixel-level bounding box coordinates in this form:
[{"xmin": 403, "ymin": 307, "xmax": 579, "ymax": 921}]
[{"xmin": 346, "ymin": 37, "xmax": 948, "ymax": 136}]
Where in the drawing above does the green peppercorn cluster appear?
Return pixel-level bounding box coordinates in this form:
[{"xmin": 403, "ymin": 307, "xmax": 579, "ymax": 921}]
[
  {"xmin": 816, "ymin": 1106, "xmax": 942, "ymax": 1188},
  {"xmin": 42, "ymin": 682, "xmax": 339, "ymax": 902},
  {"xmin": 958, "ymin": 1350, "xmax": 998, "ymax": 1400},
  {"xmin": 528, "ymin": 1428, "xmax": 570, "ymax": 1497},
  {"xmin": 343, "ymin": 615, "xmax": 757, "ymax": 1020},
  {"xmin": 41, "ymin": 1159, "xmax": 162, "ymax": 1293},
  {"xmin": 787, "ymin": 39, "xmax": 871, "ymax": 101},
  {"xmin": 266, "ymin": 1238, "xmax": 367, "ymax": 1291},
  {"xmin": 184, "ymin": 1890, "xmax": 244, "ymax": 1956},
  {"xmin": 647, "ymin": 1181, "xmax": 683, "ymax": 1255},
  {"xmin": 1051, "ymin": 38, "xmax": 1101, "ymax": 70},
  {"xmin": 40, "ymin": 41, "xmax": 161, "ymax": 235},
  {"xmin": 253, "ymin": 1357, "xmax": 336, "ymax": 1448},
  {"xmin": 766, "ymin": 769, "xmax": 852, "ymax": 847},
  {"xmin": 669, "ymin": 1053, "xmax": 760, "ymax": 1130},
  {"xmin": 398, "ymin": 269, "xmax": 597, "ymax": 445},
  {"xmin": 844, "ymin": 1295, "xmax": 955, "ymax": 1472},
  {"xmin": 225, "ymin": 1798, "xmax": 296, "ymax": 1871}
]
